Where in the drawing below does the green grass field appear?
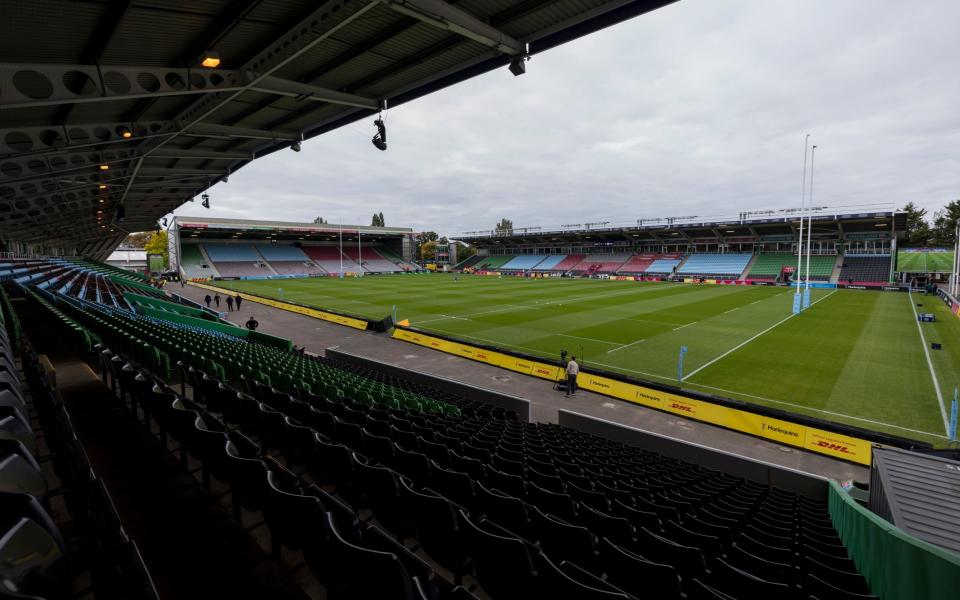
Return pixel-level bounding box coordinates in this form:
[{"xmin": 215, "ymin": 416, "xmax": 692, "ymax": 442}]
[
  {"xmin": 897, "ymin": 249, "xmax": 955, "ymax": 273},
  {"xmin": 216, "ymin": 274, "xmax": 959, "ymax": 445}
]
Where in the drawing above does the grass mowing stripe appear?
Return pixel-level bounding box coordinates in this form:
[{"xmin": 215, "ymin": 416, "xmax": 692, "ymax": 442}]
[
  {"xmin": 908, "ymin": 290, "xmax": 950, "ymax": 434},
  {"xmin": 686, "ymin": 382, "xmax": 948, "ymax": 439},
  {"xmin": 682, "ymin": 290, "xmax": 837, "ymax": 381}
]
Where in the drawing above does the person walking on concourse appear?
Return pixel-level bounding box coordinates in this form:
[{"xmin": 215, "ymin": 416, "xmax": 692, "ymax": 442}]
[{"xmin": 565, "ymin": 356, "xmax": 579, "ymax": 396}]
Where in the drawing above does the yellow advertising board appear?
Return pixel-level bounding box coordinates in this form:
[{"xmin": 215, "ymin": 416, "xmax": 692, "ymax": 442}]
[
  {"xmin": 189, "ymin": 282, "xmax": 368, "ymax": 330},
  {"xmin": 391, "ymin": 328, "xmax": 873, "ymax": 465}
]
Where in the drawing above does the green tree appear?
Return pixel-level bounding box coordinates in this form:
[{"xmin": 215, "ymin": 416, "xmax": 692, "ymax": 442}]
[
  {"xmin": 930, "ymin": 199, "xmax": 960, "ymax": 247},
  {"xmin": 371, "ymin": 213, "xmax": 385, "ymax": 227},
  {"xmin": 420, "ymin": 239, "xmax": 438, "ymax": 261},
  {"xmin": 901, "ymin": 202, "xmax": 930, "ymax": 246},
  {"xmin": 313, "ymin": 216, "xmax": 327, "ymax": 224},
  {"xmin": 494, "ymin": 218, "xmax": 513, "ymax": 236},
  {"xmin": 379, "ymin": 211, "xmax": 385, "ymax": 226},
  {"xmin": 143, "ymin": 230, "xmax": 169, "ymax": 268},
  {"xmin": 123, "ymin": 232, "xmax": 152, "ymax": 247}
]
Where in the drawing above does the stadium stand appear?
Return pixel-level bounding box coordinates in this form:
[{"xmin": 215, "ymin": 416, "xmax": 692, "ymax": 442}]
[
  {"xmin": 475, "ymin": 255, "xmax": 515, "ymax": 270},
  {"xmin": 551, "ymin": 255, "xmax": 587, "ymax": 272},
  {"xmin": 203, "ymin": 244, "xmax": 271, "ymax": 278},
  {"xmin": 255, "ymin": 244, "xmax": 310, "ymax": 262},
  {"xmin": 571, "ymin": 254, "xmax": 632, "ymax": 275},
  {"xmin": 839, "ymin": 255, "xmax": 892, "ymax": 285},
  {"xmin": 617, "ymin": 254, "xmax": 677, "ymax": 274},
  {"xmin": 0, "ymin": 288, "xmax": 159, "ymax": 599},
  {"xmin": 530, "ymin": 256, "xmax": 566, "ymax": 271},
  {"xmin": 501, "ymin": 256, "xmax": 547, "ymax": 270},
  {"xmin": 302, "ymin": 246, "xmax": 360, "ymax": 274},
  {"xmin": 645, "ymin": 257, "xmax": 683, "ymax": 275},
  {"xmin": 747, "ymin": 254, "xmax": 836, "ymax": 282},
  {"xmin": 341, "ymin": 247, "xmax": 403, "ymax": 273},
  {"xmin": 455, "ymin": 255, "xmax": 485, "ymax": 270},
  {"xmin": 180, "ymin": 244, "xmax": 215, "ymax": 279},
  {"xmin": 17, "ymin": 255, "xmax": 960, "ymax": 599},
  {"xmin": 378, "ymin": 247, "xmax": 419, "ymax": 271},
  {"xmin": 677, "ymin": 254, "xmax": 753, "ymax": 278}
]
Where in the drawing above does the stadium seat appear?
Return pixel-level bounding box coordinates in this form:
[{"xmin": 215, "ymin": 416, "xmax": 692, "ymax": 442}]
[
  {"xmin": 599, "ymin": 537, "xmax": 683, "ymax": 600},
  {"xmin": 460, "ymin": 510, "xmax": 540, "ymax": 600}
]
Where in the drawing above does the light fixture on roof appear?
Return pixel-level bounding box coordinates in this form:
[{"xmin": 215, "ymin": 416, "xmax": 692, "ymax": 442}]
[
  {"xmin": 200, "ymin": 51, "xmax": 221, "ymax": 68},
  {"xmin": 99, "ymin": 164, "xmax": 109, "ymax": 171},
  {"xmin": 291, "ymin": 141, "xmax": 302, "ymax": 152},
  {"xmin": 98, "ymin": 184, "xmax": 107, "ymax": 190},
  {"xmin": 201, "ymin": 192, "xmax": 210, "ymax": 209},
  {"xmin": 371, "ymin": 115, "xmax": 387, "ymax": 151},
  {"xmin": 509, "ymin": 44, "xmax": 530, "ymax": 76},
  {"xmin": 116, "ymin": 125, "xmax": 133, "ymax": 139}
]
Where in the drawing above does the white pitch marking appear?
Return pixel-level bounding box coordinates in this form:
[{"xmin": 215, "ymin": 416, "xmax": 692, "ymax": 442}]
[
  {"xmin": 673, "ymin": 322, "xmax": 695, "ymax": 331},
  {"xmin": 682, "ymin": 290, "xmax": 837, "ymax": 381},
  {"xmin": 606, "ymin": 338, "xmax": 647, "ymax": 354},
  {"xmin": 908, "ymin": 291, "xmax": 950, "ymax": 434},
  {"xmin": 724, "ymin": 307, "xmax": 739, "ymax": 314},
  {"xmin": 557, "ymin": 333, "xmax": 622, "ymax": 346}
]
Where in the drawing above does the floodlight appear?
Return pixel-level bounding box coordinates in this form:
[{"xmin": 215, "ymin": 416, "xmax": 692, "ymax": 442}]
[
  {"xmin": 291, "ymin": 141, "xmax": 301, "ymax": 152},
  {"xmin": 116, "ymin": 126, "xmax": 133, "ymax": 139},
  {"xmin": 371, "ymin": 118, "xmax": 387, "ymax": 151},
  {"xmin": 201, "ymin": 192, "xmax": 210, "ymax": 209}
]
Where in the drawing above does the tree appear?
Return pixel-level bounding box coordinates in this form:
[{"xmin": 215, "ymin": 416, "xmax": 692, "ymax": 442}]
[
  {"xmin": 494, "ymin": 218, "xmax": 513, "ymax": 236},
  {"xmin": 313, "ymin": 216, "xmax": 327, "ymax": 224},
  {"xmin": 123, "ymin": 232, "xmax": 152, "ymax": 248},
  {"xmin": 930, "ymin": 199, "xmax": 960, "ymax": 247},
  {"xmin": 420, "ymin": 240, "xmax": 438, "ymax": 261},
  {"xmin": 901, "ymin": 202, "xmax": 930, "ymax": 246},
  {"xmin": 413, "ymin": 231, "xmax": 438, "ymax": 251},
  {"xmin": 379, "ymin": 212, "xmax": 385, "ymax": 226},
  {"xmin": 371, "ymin": 212, "xmax": 386, "ymax": 227},
  {"xmin": 143, "ymin": 230, "xmax": 169, "ymax": 268}
]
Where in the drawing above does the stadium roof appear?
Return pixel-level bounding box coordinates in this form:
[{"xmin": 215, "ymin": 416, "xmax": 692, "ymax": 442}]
[
  {"xmin": 459, "ymin": 208, "xmax": 907, "ymax": 246},
  {"xmin": 173, "ymin": 215, "xmax": 412, "ymax": 238},
  {"xmin": 0, "ymin": 0, "xmax": 676, "ymax": 259}
]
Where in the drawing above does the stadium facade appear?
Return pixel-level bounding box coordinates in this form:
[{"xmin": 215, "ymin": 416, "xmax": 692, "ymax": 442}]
[
  {"xmin": 170, "ymin": 216, "xmax": 419, "ymax": 280},
  {"xmin": 456, "ymin": 207, "xmax": 911, "ymax": 286}
]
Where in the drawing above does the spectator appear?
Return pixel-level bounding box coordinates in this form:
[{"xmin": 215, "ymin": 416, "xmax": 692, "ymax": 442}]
[
  {"xmin": 245, "ymin": 316, "xmax": 259, "ymax": 331},
  {"xmin": 235, "ymin": 294, "xmax": 242, "ymax": 310},
  {"xmin": 203, "ymin": 294, "xmax": 212, "ymax": 308},
  {"xmin": 214, "ymin": 293, "xmax": 221, "ymax": 307},
  {"xmin": 226, "ymin": 296, "xmax": 234, "ymax": 311}
]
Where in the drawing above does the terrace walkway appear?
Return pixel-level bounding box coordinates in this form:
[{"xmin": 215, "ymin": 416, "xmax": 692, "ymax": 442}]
[{"xmin": 180, "ymin": 284, "xmax": 868, "ymax": 482}]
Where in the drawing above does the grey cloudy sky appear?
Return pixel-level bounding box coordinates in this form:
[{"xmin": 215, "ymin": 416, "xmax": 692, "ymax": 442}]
[{"xmin": 172, "ymin": 0, "xmax": 960, "ymax": 237}]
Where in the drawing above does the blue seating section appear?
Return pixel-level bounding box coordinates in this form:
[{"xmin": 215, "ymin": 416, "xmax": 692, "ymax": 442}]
[
  {"xmin": 255, "ymin": 244, "xmax": 309, "ymax": 261},
  {"xmin": 678, "ymin": 254, "xmax": 752, "ymax": 277},
  {"xmin": 646, "ymin": 258, "xmax": 681, "ymax": 274},
  {"xmin": 203, "ymin": 244, "xmax": 259, "ymax": 261},
  {"xmin": 501, "ymin": 255, "xmax": 546, "ymax": 270},
  {"xmin": 531, "ymin": 255, "xmax": 566, "ymax": 270}
]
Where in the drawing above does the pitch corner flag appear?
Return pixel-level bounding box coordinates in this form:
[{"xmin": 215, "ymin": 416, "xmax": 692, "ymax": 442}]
[{"xmin": 397, "ymin": 319, "xmax": 410, "ymax": 327}]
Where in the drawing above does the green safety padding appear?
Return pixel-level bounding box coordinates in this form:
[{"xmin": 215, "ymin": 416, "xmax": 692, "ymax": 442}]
[{"xmin": 829, "ymin": 481, "xmax": 960, "ymax": 600}]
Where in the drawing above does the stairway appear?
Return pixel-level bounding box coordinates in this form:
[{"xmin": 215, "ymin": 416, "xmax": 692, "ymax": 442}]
[
  {"xmin": 196, "ymin": 245, "xmax": 221, "ymax": 278},
  {"xmin": 253, "ymin": 247, "xmax": 279, "ymax": 275},
  {"xmin": 830, "ymin": 254, "xmax": 844, "ymax": 284},
  {"xmin": 739, "ymin": 254, "xmax": 758, "ymax": 280}
]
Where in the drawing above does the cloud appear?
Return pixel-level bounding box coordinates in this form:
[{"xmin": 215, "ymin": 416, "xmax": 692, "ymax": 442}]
[{"xmin": 173, "ymin": 0, "xmax": 960, "ymax": 235}]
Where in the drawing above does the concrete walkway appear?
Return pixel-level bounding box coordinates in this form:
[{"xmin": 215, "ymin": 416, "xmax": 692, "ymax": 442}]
[{"xmin": 182, "ymin": 283, "xmax": 868, "ymax": 482}]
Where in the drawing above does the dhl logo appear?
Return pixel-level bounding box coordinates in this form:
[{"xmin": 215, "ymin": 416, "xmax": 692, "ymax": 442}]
[
  {"xmin": 670, "ymin": 403, "xmax": 694, "ymax": 413},
  {"xmin": 815, "ymin": 441, "xmax": 850, "ymax": 453}
]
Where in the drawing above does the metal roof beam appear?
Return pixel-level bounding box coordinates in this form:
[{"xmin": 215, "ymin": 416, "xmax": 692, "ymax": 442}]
[
  {"xmin": 383, "ymin": 0, "xmax": 524, "ymax": 55},
  {"xmin": 0, "ymin": 64, "xmax": 379, "ymax": 110}
]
